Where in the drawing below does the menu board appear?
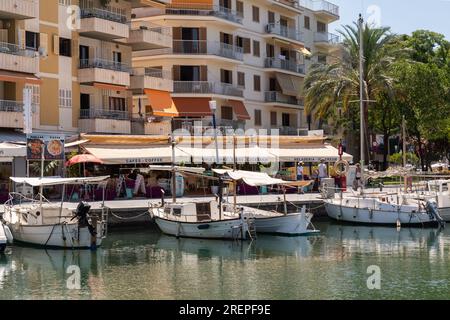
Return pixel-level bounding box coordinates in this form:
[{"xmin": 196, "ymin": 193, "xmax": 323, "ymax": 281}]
[{"xmin": 27, "ymin": 134, "xmax": 65, "ymax": 161}]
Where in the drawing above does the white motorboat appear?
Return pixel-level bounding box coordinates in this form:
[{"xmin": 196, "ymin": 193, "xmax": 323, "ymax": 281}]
[
  {"xmin": 3, "ymin": 176, "xmax": 109, "ymax": 249},
  {"xmin": 423, "ymin": 179, "xmax": 450, "ymax": 221},
  {"xmin": 150, "ymin": 201, "xmax": 250, "ymax": 240},
  {"xmin": 214, "ymin": 169, "xmax": 319, "ymax": 236},
  {"xmin": 324, "ymin": 192, "xmax": 443, "ymax": 227}
]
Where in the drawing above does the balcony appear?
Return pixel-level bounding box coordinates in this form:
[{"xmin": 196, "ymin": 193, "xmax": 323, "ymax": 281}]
[
  {"xmin": 267, "ymin": 0, "xmax": 303, "ymax": 13},
  {"xmin": 0, "ymin": 42, "xmax": 38, "ymax": 74},
  {"xmin": 0, "ymin": 0, "xmax": 38, "ymax": 20},
  {"xmin": 299, "ymin": 0, "xmax": 339, "ymax": 22},
  {"xmin": 78, "ymin": 59, "xmax": 131, "ymax": 87},
  {"xmin": 266, "ymin": 24, "xmax": 303, "ymax": 44},
  {"xmin": 265, "ymin": 91, "xmax": 303, "ymax": 108},
  {"xmin": 79, "ymin": 108, "xmax": 131, "ymax": 134},
  {"xmin": 126, "ymin": 23, "xmax": 172, "ymax": 51},
  {"xmin": 79, "ymin": 7, "xmax": 129, "ymax": 40},
  {"xmin": 144, "ymin": 5, "xmax": 242, "ymax": 26},
  {"xmin": 0, "ymin": 99, "xmax": 38, "ymax": 129},
  {"xmin": 145, "ymin": 41, "xmax": 243, "ymax": 62},
  {"xmin": 174, "ymin": 81, "xmax": 243, "ymax": 98},
  {"xmin": 314, "ymin": 32, "xmax": 340, "ymax": 49},
  {"xmin": 265, "ymin": 58, "xmax": 305, "ymax": 75},
  {"xmin": 131, "ymin": 68, "xmax": 173, "ymax": 92}
]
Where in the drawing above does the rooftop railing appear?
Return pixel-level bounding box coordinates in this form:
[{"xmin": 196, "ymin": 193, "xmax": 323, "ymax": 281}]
[
  {"xmin": 299, "ymin": 0, "xmax": 339, "ymax": 16},
  {"xmin": 79, "ymin": 58, "xmax": 132, "ymax": 73},
  {"xmin": 174, "ymin": 81, "xmax": 244, "ymax": 97}
]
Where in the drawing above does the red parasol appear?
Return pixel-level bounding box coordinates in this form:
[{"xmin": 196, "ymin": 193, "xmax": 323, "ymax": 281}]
[{"xmin": 65, "ymin": 154, "xmax": 104, "ymax": 167}]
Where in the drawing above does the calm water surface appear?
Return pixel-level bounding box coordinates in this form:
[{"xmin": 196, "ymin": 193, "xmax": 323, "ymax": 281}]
[{"xmin": 1, "ymin": 222, "xmax": 449, "ymax": 300}]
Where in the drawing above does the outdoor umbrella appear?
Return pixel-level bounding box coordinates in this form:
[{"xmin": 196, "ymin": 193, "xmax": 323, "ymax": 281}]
[{"xmin": 65, "ymin": 154, "xmax": 104, "ymax": 167}]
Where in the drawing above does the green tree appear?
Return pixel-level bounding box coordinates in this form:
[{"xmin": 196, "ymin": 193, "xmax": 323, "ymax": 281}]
[{"xmin": 304, "ymin": 22, "xmax": 401, "ymax": 161}]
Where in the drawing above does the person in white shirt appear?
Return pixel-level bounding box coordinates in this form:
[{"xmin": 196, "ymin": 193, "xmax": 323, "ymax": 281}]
[
  {"xmin": 297, "ymin": 162, "xmax": 304, "ymax": 181},
  {"xmin": 318, "ymin": 158, "xmax": 328, "ymax": 180}
]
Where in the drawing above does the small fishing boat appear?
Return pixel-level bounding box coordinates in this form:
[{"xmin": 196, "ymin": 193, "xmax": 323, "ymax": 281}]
[
  {"xmin": 214, "ymin": 169, "xmax": 319, "ymax": 236},
  {"xmin": 3, "ymin": 176, "xmax": 109, "ymax": 249}
]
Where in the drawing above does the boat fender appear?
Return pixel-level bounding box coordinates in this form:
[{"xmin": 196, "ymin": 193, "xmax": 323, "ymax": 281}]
[
  {"xmin": 160, "ymin": 189, "xmax": 165, "ymax": 207},
  {"xmin": 396, "ymin": 219, "xmax": 401, "ymax": 228},
  {"xmin": 4, "ymin": 225, "xmax": 13, "ymax": 244},
  {"xmin": 369, "ymin": 209, "xmax": 373, "ymax": 220}
]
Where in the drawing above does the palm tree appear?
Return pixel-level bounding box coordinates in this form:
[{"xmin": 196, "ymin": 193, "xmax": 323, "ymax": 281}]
[{"xmin": 304, "ymin": 22, "xmax": 399, "ymax": 161}]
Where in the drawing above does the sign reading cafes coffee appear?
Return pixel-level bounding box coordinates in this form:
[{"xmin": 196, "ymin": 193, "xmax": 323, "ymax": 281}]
[{"xmin": 26, "ymin": 134, "xmax": 65, "ymax": 161}]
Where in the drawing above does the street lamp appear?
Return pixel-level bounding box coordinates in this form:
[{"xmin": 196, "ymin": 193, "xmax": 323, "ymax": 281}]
[{"xmin": 209, "ymin": 100, "xmax": 220, "ymax": 166}]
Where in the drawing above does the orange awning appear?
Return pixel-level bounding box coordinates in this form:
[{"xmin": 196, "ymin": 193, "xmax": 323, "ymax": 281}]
[
  {"xmin": 93, "ymin": 83, "xmax": 128, "ymax": 91},
  {"xmin": 169, "ymin": 0, "xmax": 212, "ymax": 9},
  {"xmin": 172, "ymin": 98, "xmax": 213, "ymax": 117},
  {"xmin": 144, "ymin": 89, "xmax": 178, "ymax": 117},
  {"xmin": 0, "ymin": 70, "xmax": 42, "ymax": 85},
  {"xmin": 228, "ymin": 100, "xmax": 250, "ymax": 120}
]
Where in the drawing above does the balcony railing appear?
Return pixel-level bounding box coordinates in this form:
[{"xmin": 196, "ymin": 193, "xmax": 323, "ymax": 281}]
[
  {"xmin": 171, "ymin": 40, "xmax": 243, "ymax": 61},
  {"xmin": 314, "ymin": 32, "xmax": 340, "ymax": 44},
  {"xmin": 266, "ymin": 24, "xmax": 303, "ymax": 42},
  {"xmin": 0, "ymin": 99, "xmax": 37, "ymax": 112},
  {"xmin": 272, "ymin": 0, "xmax": 302, "ymax": 10},
  {"xmin": 265, "ymin": 91, "xmax": 303, "ymax": 106},
  {"xmin": 80, "ymin": 7, "xmax": 127, "ymax": 24},
  {"xmin": 79, "ymin": 58, "xmax": 131, "ymax": 73},
  {"xmin": 0, "ymin": 42, "xmax": 36, "ymax": 57},
  {"xmin": 174, "ymin": 81, "xmax": 243, "ymax": 97},
  {"xmin": 80, "ymin": 108, "xmax": 130, "ymax": 121},
  {"xmin": 162, "ymin": 5, "xmax": 242, "ymax": 24},
  {"xmin": 265, "ymin": 58, "xmax": 306, "ymax": 74},
  {"xmin": 299, "ymin": 0, "xmax": 339, "ymax": 16},
  {"xmin": 130, "ymin": 22, "xmax": 172, "ymax": 36}
]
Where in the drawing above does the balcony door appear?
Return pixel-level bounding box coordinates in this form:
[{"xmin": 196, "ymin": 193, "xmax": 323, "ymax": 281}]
[
  {"xmin": 282, "ymin": 113, "xmax": 290, "ymax": 127},
  {"xmin": 79, "ymin": 45, "xmax": 89, "ymax": 68},
  {"xmin": 219, "ymin": 0, "xmax": 231, "ymax": 10}
]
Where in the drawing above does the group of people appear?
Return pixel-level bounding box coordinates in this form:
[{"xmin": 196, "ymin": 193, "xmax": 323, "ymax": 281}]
[{"xmin": 296, "ymin": 159, "xmax": 329, "ymax": 182}]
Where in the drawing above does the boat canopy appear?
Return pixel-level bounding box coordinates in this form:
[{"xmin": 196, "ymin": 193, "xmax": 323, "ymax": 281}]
[
  {"xmin": 148, "ymin": 165, "xmax": 205, "ymax": 174},
  {"xmin": 10, "ymin": 176, "xmax": 110, "ymax": 187},
  {"xmin": 213, "ymin": 169, "xmax": 287, "ymax": 186}
]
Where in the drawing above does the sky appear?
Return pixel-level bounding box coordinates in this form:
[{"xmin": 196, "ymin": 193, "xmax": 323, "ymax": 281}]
[{"xmin": 329, "ymin": 0, "xmax": 450, "ymax": 40}]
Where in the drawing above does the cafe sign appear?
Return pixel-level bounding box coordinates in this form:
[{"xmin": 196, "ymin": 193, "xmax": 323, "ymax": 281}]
[{"xmin": 27, "ymin": 134, "xmax": 65, "ymax": 161}]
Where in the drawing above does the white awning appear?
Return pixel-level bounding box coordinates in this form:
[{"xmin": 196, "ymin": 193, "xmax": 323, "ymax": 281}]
[
  {"xmin": 0, "ymin": 143, "xmax": 26, "ymax": 158},
  {"xmin": 178, "ymin": 146, "xmax": 276, "ymax": 164},
  {"xmin": 10, "ymin": 176, "xmax": 110, "ymax": 187},
  {"xmin": 65, "ymin": 139, "xmax": 90, "ymax": 148},
  {"xmin": 268, "ymin": 145, "xmax": 353, "ymax": 162},
  {"xmin": 84, "ymin": 145, "xmax": 191, "ymax": 165},
  {"xmin": 148, "ymin": 165, "xmax": 205, "ymax": 174},
  {"xmin": 213, "ymin": 169, "xmax": 287, "ymax": 186}
]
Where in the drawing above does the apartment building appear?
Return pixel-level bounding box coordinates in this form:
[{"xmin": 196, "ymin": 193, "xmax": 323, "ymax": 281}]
[
  {"xmin": 132, "ymin": 0, "xmax": 339, "ymax": 135},
  {"xmin": 0, "ymin": 0, "xmax": 173, "ymax": 136}
]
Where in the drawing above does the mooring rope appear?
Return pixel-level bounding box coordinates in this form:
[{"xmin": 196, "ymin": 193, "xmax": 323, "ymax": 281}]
[{"xmin": 106, "ymin": 208, "xmax": 149, "ymax": 221}]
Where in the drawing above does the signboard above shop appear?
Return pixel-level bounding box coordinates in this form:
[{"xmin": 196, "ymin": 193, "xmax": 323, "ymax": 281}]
[{"xmin": 26, "ymin": 134, "xmax": 65, "ymax": 161}]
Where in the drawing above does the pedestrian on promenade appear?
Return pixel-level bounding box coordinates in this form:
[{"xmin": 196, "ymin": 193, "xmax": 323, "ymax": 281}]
[
  {"xmin": 318, "ymin": 158, "xmax": 328, "ymax": 181},
  {"xmin": 297, "ymin": 162, "xmax": 304, "ymax": 181}
]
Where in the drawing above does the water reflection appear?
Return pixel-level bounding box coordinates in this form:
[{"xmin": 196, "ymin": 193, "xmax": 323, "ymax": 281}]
[{"xmin": 0, "ymin": 224, "xmax": 449, "ymax": 299}]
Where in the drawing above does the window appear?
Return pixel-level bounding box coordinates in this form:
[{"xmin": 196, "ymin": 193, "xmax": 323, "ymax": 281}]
[
  {"xmin": 305, "ymin": 47, "xmax": 312, "ymax": 60},
  {"xmin": 254, "ymin": 109, "xmax": 262, "ymax": 126},
  {"xmin": 113, "ymin": 51, "xmax": 122, "ymax": 64},
  {"xmin": 236, "ymin": 1, "xmax": 244, "ymax": 17},
  {"xmin": 109, "ymin": 97, "xmax": 126, "ymax": 111},
  {"xmin": 304, "ymin": 16, "xmax": 310, "ymax": 30},
  {"xmin": 253, "ymin": 40, "xmax": 260, "ymax": 57},
  {"xmin": 80, "ymin": 94, "xmax": 90, "ymax": 110},
  {"xmin": 25, "ymin": 84, "xmax": 40, "ymax": 105},
  {"xmin": 59, "ymin": 89, "xmax": 72, "ymax": 108},
  {"xmin": 252, "ymin": 6, "xmax": 259, "ymax": 23},
  {"xmin": 253, "ymin": 75, "xmax": 261, "ymax": 91},
  {"xmin": 318, "ymin": 54, "xmax": 327, "ymax": 64},
  {"xmin": 317, "ymin": 21, "xmax": 326, "ymax": 33},
  {"xmin": 270, "ymin": 112, "xmax": 277, "ymax": 126},
  {"xmin": 220, "ymin": 69, "xmax": 233, "ymax": 84},
  {"xmin": 59, "ymin": 37, "xmax": 71, "ymax": 57},
  {"xmin": 282, "ymin": 113, "xmax": 290, "ymax": 127},
  {"xmin": 266, "ymin": 44, "xmax": 274, "ymax": 58},
  {"xmin": 25, "ymin": 31, "xmax": 39, "ymax": 50},
  {"xmin": 268, "ymin": 11, "xmax": 275, "ymax": 24},
  {"xmin": 237, "ymin": 72, "xmax": 245, "ymax": 88},
  {"xmin": 221, "ymin": 106, "xmax": 233, "ymax": 120},
  {"xmin": 59, "ymin": 0, "xmax": 71, "ymax": 5}
]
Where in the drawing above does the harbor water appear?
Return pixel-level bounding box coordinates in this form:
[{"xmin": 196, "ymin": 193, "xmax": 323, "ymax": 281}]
[{"xmin": 0, "ymin": 222, "xmax": 449, "ymax": 300}]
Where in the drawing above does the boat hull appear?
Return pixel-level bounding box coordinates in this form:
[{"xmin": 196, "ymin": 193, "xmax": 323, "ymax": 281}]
[
  {"xmin": 253, "ymin": 213, "xmax": 318, "ymax": 236},
  {"xmin": 8, "ymin": 222, "xmax": 103, "ymax": 249},
  {"xmin": 154, "ymin": 216, "xmax": 248, "ymax": 240},
  {"xmin": 325, "ymin": 200, "xmax": 437, "ymax": 227},
  {"xmin": 438, "ymin": 207, "xmax": 450, "ymax": 222}
]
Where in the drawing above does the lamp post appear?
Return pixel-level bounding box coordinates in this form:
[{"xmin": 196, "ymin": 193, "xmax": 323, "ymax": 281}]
[{"xmin": 209, "ymin": 100, "xmax": 220, "ymax": 165}]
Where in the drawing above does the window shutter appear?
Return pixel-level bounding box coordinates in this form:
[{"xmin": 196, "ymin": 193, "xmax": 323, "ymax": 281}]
[
  {"xmin": 53, "ymin": 35, "xmax": 60, "ymax": 55},
  {"xmin": 18, "ymin": 29, "xmax": 26, "ymax": 49},
  {"xmin": 72, "ymin": 38, "xmax": 79, "ymax": 59},
  {"xmin": 200, "ymin": 65, "xmax": 208, "ymax": 81},
  {"xmin": 199, "ymin": 28, "xmax": 207, "ymax": 41},
  {"xmin": 173, "ymin": 65, "xmax": 180, "ymax": 81},
  {"xmin": 172, "ymin": 27, "xmax": 182, "ymax": 40},
  {"xmin": 243, "ymin": 38, "xmax": 251, "ymax": 54},
  {"xmin": 220, "ymin": 32, "xmax": 224, "ymax": 44},
  {"xmin": 0, "ymin": 29, "xmax": 8, "ymax": 43},
  {"xmin": 39, "ymin": 33, "xmax": 48, "ymax": 53}
]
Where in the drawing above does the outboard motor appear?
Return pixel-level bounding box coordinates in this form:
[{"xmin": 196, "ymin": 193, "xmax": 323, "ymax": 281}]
[
  {"xmin": 73, "ymin": 201, "xmax": 97, "ymax": 237},
  {"xmin": 426, "ymin": 199, "xmax": 446, "ymax": 228}
]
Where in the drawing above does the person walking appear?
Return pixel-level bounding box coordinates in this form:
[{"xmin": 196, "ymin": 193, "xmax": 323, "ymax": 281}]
[
  {"xmin": 297, "ymin": 162, "xmax": 304, "ymax": 181},
  {"xmin": 318, "ymin": 158, "xmax": 328, "ymax": 181}
]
